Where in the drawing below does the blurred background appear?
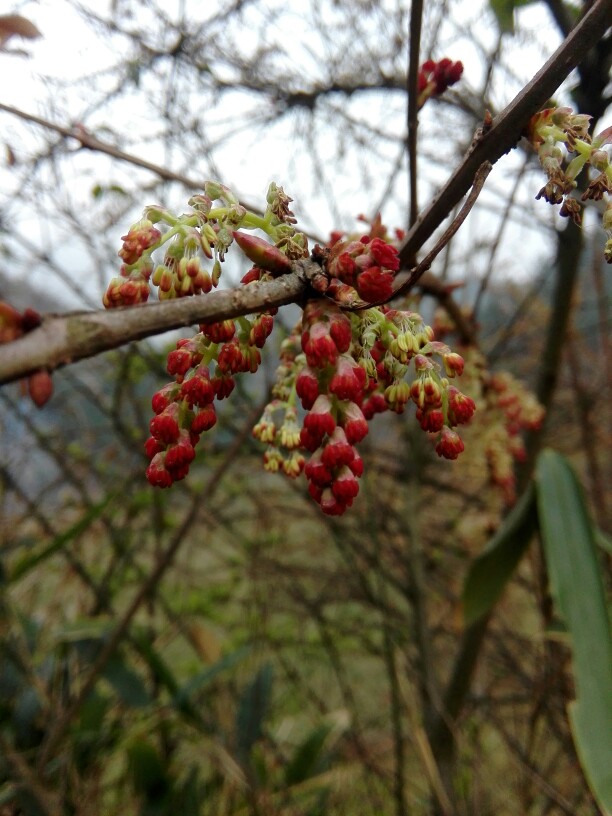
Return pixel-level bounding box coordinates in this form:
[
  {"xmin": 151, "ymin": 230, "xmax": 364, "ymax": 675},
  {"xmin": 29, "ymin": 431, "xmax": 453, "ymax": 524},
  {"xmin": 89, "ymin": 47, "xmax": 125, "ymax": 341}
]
[{"xmin": 0, "ymin": 1, "xmax": 610, "ymax": 814}]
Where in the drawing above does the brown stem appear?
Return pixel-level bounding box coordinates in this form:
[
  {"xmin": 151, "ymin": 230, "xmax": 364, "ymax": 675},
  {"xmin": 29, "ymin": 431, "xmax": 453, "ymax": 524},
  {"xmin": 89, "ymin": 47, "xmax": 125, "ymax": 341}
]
[
  {"xmin": 407, "ymin": 0, "xmax": 424, "ymax": 231},
  {"xmin": 0, "ymin": 262, "xmax": 316, "ymax": 384}
]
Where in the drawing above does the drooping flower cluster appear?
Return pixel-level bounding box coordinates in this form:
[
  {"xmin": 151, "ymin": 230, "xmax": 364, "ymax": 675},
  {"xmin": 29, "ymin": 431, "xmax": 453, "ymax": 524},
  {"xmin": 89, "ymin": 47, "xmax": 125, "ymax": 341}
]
[
  {"xmin": 145, "ymin": 309, "xmax": 276, "ymax": 487},
  {"xmin": 527, "ymin": 106, "xmax": 612, "ymax": 261},
  {"xmin": 102, "ymin": 181, "xmax": 308, "ymax": 488},
  {"xmin": 0, "ymin": 301, "xmax": 53, "ymax": 407},
  {"xmin": 480, "ymin": 370, "xmax": 544, "ymax": 503},
  {"xmin": 417, "ymin": 59, "xmax": 464, "ymax": 109},
  {"xmin": 257, "ymin": 286, "xmax": 476, "ymax": 515}
]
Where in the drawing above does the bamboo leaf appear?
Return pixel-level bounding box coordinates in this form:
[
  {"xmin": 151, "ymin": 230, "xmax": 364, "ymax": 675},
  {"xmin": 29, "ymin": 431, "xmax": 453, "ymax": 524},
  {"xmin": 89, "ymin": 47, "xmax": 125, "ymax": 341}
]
[
  {"xmin": 235, "ymin": 662, "xmax": 273, "ymax": 765},
  {"xmin": 536, "ymin": 449, "xmax": 612, "ymax": 814},
  {"xmin": 462, "ymin": 482, "xmax": 538, "ymax": 625},
  {"xmin": 9, "ymin": 494, "xmax": 114, "ymax": 582},
  {"xmin": 285, "ymin": 723, "xmax": 334, "ymax": 786}
]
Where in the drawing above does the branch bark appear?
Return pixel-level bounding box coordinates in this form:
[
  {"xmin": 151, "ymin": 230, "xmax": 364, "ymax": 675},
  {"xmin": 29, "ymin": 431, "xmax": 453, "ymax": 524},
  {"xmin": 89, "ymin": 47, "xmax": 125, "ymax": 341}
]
[{"xmin": 0, "ymin": 263, "xmax": 313, "ymax": 384}]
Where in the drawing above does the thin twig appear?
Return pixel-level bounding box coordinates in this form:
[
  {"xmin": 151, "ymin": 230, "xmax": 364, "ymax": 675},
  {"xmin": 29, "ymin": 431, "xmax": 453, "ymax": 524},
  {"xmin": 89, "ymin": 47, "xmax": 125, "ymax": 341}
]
[
  {"xmin": 398, "ymin": 0, "xmax": 612, "ymax": 266},
  {"xmin": 36, "ymin": 402, "xmax": 262, "ymax": 773},
  {"xmin": 352, "ymin": 160, "xmax": 492, "ymax": 310},
  {"xmin": 407, "ymin": 0, "xmax": 424, "ymax": 231}
]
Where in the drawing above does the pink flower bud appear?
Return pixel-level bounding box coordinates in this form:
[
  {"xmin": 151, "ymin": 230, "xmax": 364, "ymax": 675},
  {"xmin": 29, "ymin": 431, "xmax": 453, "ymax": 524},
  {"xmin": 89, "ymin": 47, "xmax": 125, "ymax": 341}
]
[
  {"xmin": 232, "ymin": 231, "xmax": 292, "ymax": 275},
  {"xmin": 340, "ymin": 401, "xmax": 368, "ymax": 444},
  {"xmin": 329, "ymin": 355, "xmax": 366, "ymax": 402},
  {"xmin": 296, "ymin": 366, "xmax": 320, "ymax": 410}
]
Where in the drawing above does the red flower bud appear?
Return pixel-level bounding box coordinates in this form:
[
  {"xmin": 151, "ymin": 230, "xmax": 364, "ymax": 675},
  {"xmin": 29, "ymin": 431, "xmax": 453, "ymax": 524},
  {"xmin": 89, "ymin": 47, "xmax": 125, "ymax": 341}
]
[
  {"xmin": 329, "ymin": 355, "xmax": 366, "ymax": 402},
  {"xmin": 27, "ymin": 370, "xmax": 53, "ymax": 408},
  {"xmin": 296, "ymin": 366, "xmax": 320, "ymax": 410},
  {"xmin": 356, "ymin": 266, "xmax": 394, "ymax": 303},
  {"xmin": 321, "ymin": 427, "xmax": 355, "ymax": 469},
  {"xmin": 332, "ymin": 466, "xmax": 360, "ymax": 502},
  {"xmin": 146, "ymin": 452, "xmax": 174, "ymax": 487},
  {"xmin": 369, "ymin": 238, "xmax": 400, "ymax": 271},
  {"xmin": 435, "ymin": 426, "xmax": 465, "ymax": 460},
  {"xmin": 339, "ymin": 401, "xmax": 368, "ymax": 444}
]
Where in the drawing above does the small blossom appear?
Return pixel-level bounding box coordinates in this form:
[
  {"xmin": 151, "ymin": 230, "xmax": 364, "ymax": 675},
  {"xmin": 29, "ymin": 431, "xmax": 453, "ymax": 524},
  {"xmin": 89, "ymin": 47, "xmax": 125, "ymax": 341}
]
[
  {"xmin": 303, "ymin": 395, "xmax": 336, "ymax": 442},
  {"xmin": 435, "ymin": 426, "xmax": 465, "ymax": 460},
  {"xmin": 339, "ymin": 401, "xmax": 368, "ymax": 444},
  {"xmin": 356, "ymin": 266, "xmax": 394, "ymax": 303},
  {"xmin": 296, "ymin": 366, "xmax": 320, "ymax": 410}
]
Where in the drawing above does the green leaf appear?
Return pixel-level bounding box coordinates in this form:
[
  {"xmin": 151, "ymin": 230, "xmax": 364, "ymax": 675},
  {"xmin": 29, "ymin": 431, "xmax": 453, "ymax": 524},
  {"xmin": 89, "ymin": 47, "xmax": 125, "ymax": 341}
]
[
  {"xmin": 284, "ymin": 723, "xmax": 334, "ymax": 786},
  {"xmin": 536, "ymin": 450, "xmax": 612, "ymax": 814},
  {"xmin": 9, "ymin": 494, "xmax": 114, "ymax": 582},
  {"xmin": 235, "ymin": 662, "xmax": 273, "ymax": 765},
  {"xmin": 127, "ymin": 739, "xmax": 169, "ymax": 798},
  {"xmin": 173, "ymin": 645, "xmax": 250, "ymax": 709},
  {"xmin": 103, "ymin": 656, "xmax": 150, "ymax": 708},
  {"xmin": 462, "ymin": 482, "xmax": 538, "ymax": 625},
  {"xmin": 488, "ymin": 0, "xmax": 538, "ymax": 33}
]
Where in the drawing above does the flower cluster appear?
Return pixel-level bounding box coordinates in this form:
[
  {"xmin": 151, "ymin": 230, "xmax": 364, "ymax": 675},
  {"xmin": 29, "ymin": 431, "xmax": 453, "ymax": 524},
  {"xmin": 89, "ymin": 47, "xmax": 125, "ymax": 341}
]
[
  {"xmin": 146, "ymin": 309, "xmax": 276, "ymax": 487},
  {"xmin": 527, "ymin": 106, "xmax": 612, "ymax": 260},
  {"xmin": 480, "ymin": 370, "xmax": 544, "ymax": 503},
  {"xmin": 0, "ymin": 301, "xmax": 52, "ymax": 407},
  {"xmin": 258, "ymin": 287, "xmax": 476, "ymax": 515},
  {"xmin": 102, "ymin": 181, "xmax": 307, "ymax": 488},
  {"xmin": 103, "ymin": 181, "xmax": 307, "ymax": 308},
  {"xmin": 417, "ymin": 59, "xmax": 463, "ymax": 109}
]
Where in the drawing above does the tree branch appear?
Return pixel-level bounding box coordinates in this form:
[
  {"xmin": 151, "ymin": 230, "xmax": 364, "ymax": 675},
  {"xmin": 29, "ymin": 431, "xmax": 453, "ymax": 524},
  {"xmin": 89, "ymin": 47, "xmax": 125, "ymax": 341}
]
[
  {"xmin": 0, "ymin": 263, "xmax": 315, "ymax": 384},
  {"xmin": 398, "ymin": 0, "xmax": 612, "ymax": 266}
]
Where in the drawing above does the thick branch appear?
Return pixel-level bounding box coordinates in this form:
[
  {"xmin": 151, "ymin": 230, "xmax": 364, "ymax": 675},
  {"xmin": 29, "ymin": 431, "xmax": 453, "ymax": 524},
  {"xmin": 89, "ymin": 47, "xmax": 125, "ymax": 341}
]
[
  {"xmin": 0, "ymin": 263, "xmax": 314, "ymax": 384},
  {"xmin": 398, "ymin": 0, "xmax": 612, "ymax": 266}
]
